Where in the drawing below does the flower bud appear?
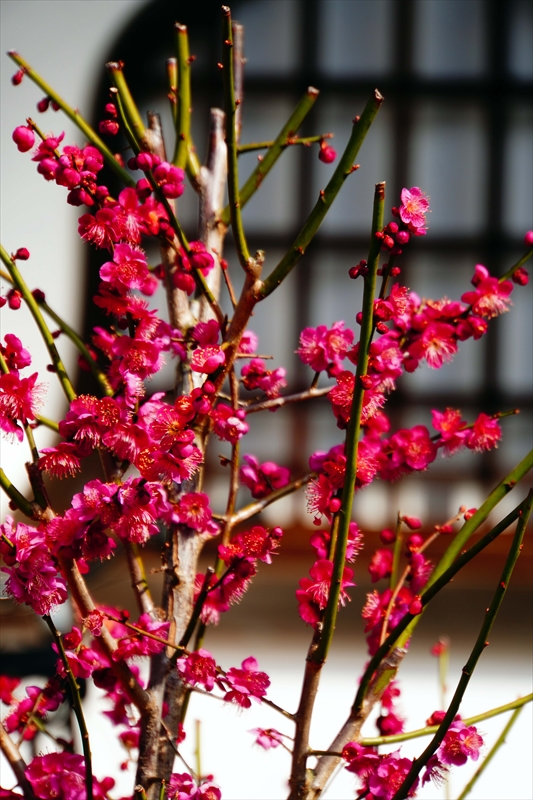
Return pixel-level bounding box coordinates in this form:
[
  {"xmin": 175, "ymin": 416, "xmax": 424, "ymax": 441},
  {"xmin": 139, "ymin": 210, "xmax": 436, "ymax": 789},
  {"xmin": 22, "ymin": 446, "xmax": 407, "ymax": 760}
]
[
  {"xmin": 406, "ymin": 533, "xmax": 424, "ymax": 552},
  {"xmin": 7, "ymin": 289, "xmax": 22, "ymax": 309},
  {"xmin": 32, "ymin": 289, "xmax": 45, "ymax": 302},
  {"xmin": 328, "ymin": 497, "xmax": 342, "ymax": 513},
  {"xmin": 524, "ymin": 230, "xmax": 533, "ymax": 246},
  {"xmin": 37, "ymin": 96, "xmax": 50, "ymax": 113},
  {"xmin": 14, "ymin": 247, "xmax": 30, "ymax": 260},
  {"xmin": 11, "ymin": 69, "xmax": 24, "ymax": 85},
  {"xmin": 380, "ymin": 528, "xmax": 396, "ymax": 544},
  {"xmin": 409, "ymin": 596, "xmax": 423, "ymax": 615},
  {"xmin": 105, "ymin": 103, "xmax": 118, "ymax": 118},
  {"xmin": 318, "ymin": 143, "xmax": 337, "ymax": 163},
  {"xmin": 396, "ymin": 230, "xmax": 410, "ymax": 244},
  {"xmin": 137, "ymin": 152, "xmax": 155, "ymax": 171},
  {"xmin": 99, "ymin": 120, "xmax": 119, "ymax": 136},
  {"xmin": 136, "ymin": 178, "xmax": 152, "ymax": 199},
  {"xmin": 402, "ymin": 515, "xmax": 422, "ymax": 529},
  {"xmin": 512, "ymin": 267, "xmax": 529, "ymax": 285},
  {"xmin": 386, "ymin": 222, "xmax": 399, "ymax": 234},
  {"xmin": 12, "ymin": 125, "xmax": 35, "ymax": 153}
]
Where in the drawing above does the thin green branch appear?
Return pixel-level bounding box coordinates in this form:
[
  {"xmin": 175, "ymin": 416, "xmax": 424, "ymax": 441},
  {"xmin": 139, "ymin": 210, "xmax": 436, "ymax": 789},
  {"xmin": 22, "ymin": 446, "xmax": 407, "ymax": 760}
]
[
  {"xmin": 0, "ymin": 245, "xmax": 76, "ymax": 403},
  {"xmin": 222, "ymin": 6, "xmax": 251, "ymax": 270},
  {"xmin": 500, "ymin": 246, "xmax": 532, "ymax": 281},
  {"xmin": 228, "ymin": 472, "xmax": 314, "ymax": 527},
  {"xmin": 219, "ymin": 87, "xmax": 320, "ymax": 227},
  {"xmin": 172, "ymin": 24, "xmax": 192, "ymax": 169},
  {"xmin": 0, "ymin": 468, "xmax": 33, "ymax": 518},
  {"xmin": 106, "ymin": 62, "xmax": 146, "ymax": 150},
  {"xmin": 360, "ymin": 694, "xmax": 532, "ymax": 747},
  {"xmin": 166, "ymin": 57, "xmax": 178, "ymax": 126},
  {"xmin": 44, "ymin": 615, "xmax": 94, "ymax": 800},
  {"xmin": 312, "ymin": 181, "xmax": 385, "ymax": 666},
  {"xmin": 237, "ymin": 134, "xmax": 331, "ymax": 154},
  {"xmin": 35, "ymin": 414, "xmax": 60, "ymax": 432},
  {"xmin": 456, "ymin": 705, "xmax": 524, "ymax": 800},
  {"xmin": 8, "ymin": 51, "xmax": 135, "ymax": 187},
  {"xmin": 392, "ymin": 490, "xmax": 533, "ymax": 800},
  {"xmin": 260, "ymin": 90, "xmax": 384, "ymax": 299},
  {"xmin": 352, "ymin": 487, "xmax": 532, "ymax": 717}
]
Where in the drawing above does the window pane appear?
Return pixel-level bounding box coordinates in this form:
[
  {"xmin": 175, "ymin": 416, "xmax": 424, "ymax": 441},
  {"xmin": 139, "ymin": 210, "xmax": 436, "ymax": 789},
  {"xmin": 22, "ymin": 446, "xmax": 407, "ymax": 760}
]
[
  {"xmin": 413, "ymin": 0, "xmax": 487, "ymax": 77},
  {"xmin": 309, "ymin": 251, "xmax": 364, "ymax": 330},
  {"xmin": 233, "ymin": 0, "xmax": 299, "ymax": 75},
  {"xmin": 409, "ymin": 104, "xmax": 487, "ymax": 234},
  {"xmin": 314, "ymin": 100, "xmax": 394, "ymax": 234},
  {"xmin": 503, "ymin": 107, "xmax": 533, "ymax": 236},
  {"xmin": 318, "ymin": 0, "xmax": 394, "ymax": 77},
  {"xmin": 239, "ymin": 97, "xmax": 300, "ymax": 233},
  {"xmin": 508, "ymin": 0, "xmax": 533, "ymax": 79}
]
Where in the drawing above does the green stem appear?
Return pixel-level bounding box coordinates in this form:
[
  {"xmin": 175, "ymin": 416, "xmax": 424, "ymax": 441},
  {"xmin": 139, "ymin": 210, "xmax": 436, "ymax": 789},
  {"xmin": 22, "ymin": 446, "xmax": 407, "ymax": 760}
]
[
  {"xmin": 0, "ymin": 245, "xmax": 76, "ymax": 403},
  {"xmin": 260, "ymin": 90, "xmax": 383, "ymax": 299},
  {"xmin": 500, "ymin": 246, "xmax": 532, "ymax": 281},
  {"xmin": 35, "ymin": 414, "xmax": 59, "ymax": 432},
  {"xmin": 237, "ymin": 134, "xmax": 330, "ymax": 154},
  {"xmin": 166, "ymin": 58, "xmax": 178, "ymax": 126},
  {"xmin": 172, "ymin": 24, "xmax": 192, "ymax": 169},
  {"xmin": 312, "ymin": 181, "xmax": 384, "ymax": 666},
  {"xmin": 106, "ymin": 62, "xmax": 146, "ymax": 150},
  {"xmin": 219, "ymin": 87, "xmax": 320, "ymax": 227},
  {"xmin": 353, "ymin": 488, "xmax": 532, "ymax": 717},
  {"xmin": 392, "ymin": 491, "xmax": 533, "ymax": 800},
  {"xmin": 8, "ymin": 51, "xmax": 135, "ymax": 187},
  {"xmin": 113, "ymin": 87, "xmax": 142, "ymax": 155},
  {"xmin": 455, "ymin": 706, "xmax": 524, "ymax": 800},
  {"xmin": 44, "ymin": 616, "xmax": 94, "ymax": 800},
  {"xmin": 361, "ymin": 694, "xmax": 531, "ymax": 747},
  {"xmin": 0, "ymin": 468, "xmax": 33, "ymax": 518},
  {"xmin": 222, "ymin": 6, "xmax": 251, "ymax": 270},
  {"xmin": 389, "ymin": 511, "xmax": 403, "ymax": 590}
]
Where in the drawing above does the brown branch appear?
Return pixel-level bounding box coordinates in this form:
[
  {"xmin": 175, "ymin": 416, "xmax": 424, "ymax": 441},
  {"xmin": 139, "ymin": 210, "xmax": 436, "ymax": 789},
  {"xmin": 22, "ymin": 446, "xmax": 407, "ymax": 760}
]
[
  {"xmin": 0, "ymin": 722, "xmax": 36, "ymax": 800},
  {"xmin": 246, "ymin": 385, "xmax": 332, "ymax": 414},
  {"xmin": 229, "ymin": 472, "xmax": 314, "ymax": 527}
]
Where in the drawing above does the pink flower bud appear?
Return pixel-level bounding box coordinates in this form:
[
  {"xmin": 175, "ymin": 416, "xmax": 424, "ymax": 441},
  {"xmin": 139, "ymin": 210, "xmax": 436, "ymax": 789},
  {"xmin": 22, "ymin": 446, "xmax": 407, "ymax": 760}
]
[
  {"xmin": 11, "ymin": 69, "xmax": 24, "ymax": 86},
  {"xmin": 328, "ymin": 497, "xmax": 341, "ymax": 513},
  {"xmin": 380, "ymin": 528, "xmax": 396, "ymax": 544},
  {"xmin": 386, "ymin": 222, "xmax": 399, "ymax": 234},
  {"xmin": 391, "ymin": 206, "xmax": 400, "ymax": 217},
  {"xmin": 7, "ymin": 289, "xmax": 22, "ymax": 309},
  {"xmin": 37, "ymin": 96, "xmax": 50, "ymax": 113},
  {"xmin": 12, "ymin": 125, "xmax": 35, "ymax": 153},
  {"xmin": 318, "ymin": 142, "xmax": 337, "ymax": 163},
  {"xmin": 32, "ymin": 289, "xmax": 45, "ymax": 302},
  {"xmin": 51, "ymin": 100, "xmax": 60, "ymax": 111},
  {"xmin": 99, "ymin": 120, "xmax": 119, "ymax": 136},
  {"xmin": 94, "ymin": 186, "xmax": 109, "ymax": 201},
  {"xmin": 512, "ymin": 267, "xmax": 529, "ymax": 285},
  {"xmin": 173, "ymin": 271, "xmax": 196, "ymax": 295},
  {"xmin": 14, "ymin": 248, "xmax": 30, "ymax": 260},
  {"xmin": 105, "ymin": 103, "xmax": 118, "ymax": 118},
  {"xmin": 464, "ymin": 508, "xmax": 477, "ymax": 520},
  {"xmin": 409, "ymin": 596, "xmax": 423, "ymax": 615},
  {"xmin": 382, "ymin": 235, "xmax": 395, "ymax": 250},
  {"xmin": 376, "ymin": 322, "xmax": 389, "ymax": 334},
  {"xmin": 524, "ymin": 230, "xmax": 533, "ymax": 246},
  {"xmin": 396, "ymin": 230, "xmax": 410, "ymax": 244},
  {"xmin": 137, "ymin": 152, "xmax": 155, "ymax": 171},
  {"xmin": 402, "ymin": 515, "xmax": 422, "ymax": 530},
  {"xmin": 128, "ymin": 156, "xmax": 138, "ymax": 170},
  {"xmin": 348, "ymin": 265, "xmax": 361, "ymax": 279},
  {"xmin": 355, "ymin": 312, "xmax": 363, "ymax": 325},
  {"xmin": 406, "ymin": 533, "xmax": 424, "ymax": 552},
  {"xmin": 390, "ymin": 266, "xmax": 401, "ymax": 276},
  {"xmin": 136, "ymin": 178, "xmax": 152, "ymax": 198}
]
